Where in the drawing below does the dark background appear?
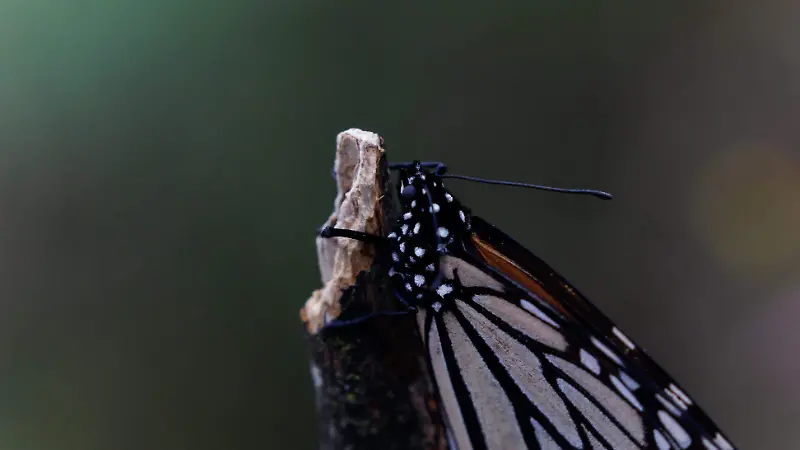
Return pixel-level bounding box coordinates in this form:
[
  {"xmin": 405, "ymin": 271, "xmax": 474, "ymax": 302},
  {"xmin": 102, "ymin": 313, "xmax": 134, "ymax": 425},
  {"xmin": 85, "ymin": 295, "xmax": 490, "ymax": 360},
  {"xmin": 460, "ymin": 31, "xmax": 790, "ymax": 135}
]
[{"xmin": 1, "ymin": 1, "xmax": 799, "ymax": 449}]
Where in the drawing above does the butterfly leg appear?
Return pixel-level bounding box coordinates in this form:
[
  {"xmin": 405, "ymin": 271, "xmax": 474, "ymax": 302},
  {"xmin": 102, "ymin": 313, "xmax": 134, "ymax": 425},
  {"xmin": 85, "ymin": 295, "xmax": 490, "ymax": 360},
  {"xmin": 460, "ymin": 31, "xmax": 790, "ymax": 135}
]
[
  {"xmin": 322, "ymin": 308, "xmax": 414, "ymax": 329},
  {"xmin": 318, "ymin": 226, "xmax": 387, "ymax": 245}
]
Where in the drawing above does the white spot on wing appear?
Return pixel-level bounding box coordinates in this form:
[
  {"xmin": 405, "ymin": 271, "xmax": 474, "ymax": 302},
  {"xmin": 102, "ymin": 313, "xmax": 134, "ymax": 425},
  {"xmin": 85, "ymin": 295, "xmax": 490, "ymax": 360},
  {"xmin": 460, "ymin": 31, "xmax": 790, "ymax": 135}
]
[
  {"xmin": 669, "ymin": 383, "xmax": 693, "ymax": 405},
  {"xmin": 432, "ymin": 203, "xmax": 440, "ymax": 213},
  {"xmin": 438, "ymin": 227, "xmax": 449, "ymax": 238},
  {"xmin": 658, "ymin": 410, "xmax": 691, "ymax": 448},
  {"xmin": 401, "ymin": 224, "xmax": 408, "ymax": 235},
  {"xmin": 426, "ymin": 263, "xmax": 435, "ymax": 272},
  {"xmin": 403, "ymin": 212, "xmax": 412, "ymax": 220},
  {"xmin": 431, "ymin": 301, "xmax": 442, "ymax": 312},
  {"xmin": 414, "ymin": 274, "xmax": 425, "ymax": 287},
  {"xmin": 520, "ymin": 299, "xmax": 559, "ymax": 328},
  {"xmin": 656, "ymin": 393, "xmax": 682, "ymax": 416},
  {"xmin": 619, "ymin": 371, "xmax": 639, "ymax": 391},
  {"xmin": 399, "ymin": 242, "xmax": 406, "ymax": 253},
  {"xmin": 388, "ymin": 232, "xmax": 396, "ymax": 238},
  {"xmin": 547, "ymin": 355, "xmax": 645, "ymax": 444},
  {"xmin": 414, "ymin": 247, "xmax": 425, "ymax": 257},
  {"xmin": 392, "ymin": 252, "xmax": 399, "ymax": 262},
  {"xmin": 591, "ymin": 337, "xmax": 623, "ymax": 365},
  {"xmin": 610, "ymin": 375, "xmax": 643, "ymax": 411},
  {"xmin": 405, "ymin": 283, "xmax": 413, "ymax": 291},
  {"xmin": 714, "ymin": 433, "xmax": 734, "ymax": 450},
  {"xmin": 459, "ymin": 210, "xmax": 466, "ymax": 222},
  {"xmin": 664, "ymin": 388, "xmax": 689, "ymax": 411},
  {"xmin": 654, "ymin": 429, "xmax": 670, "ymax": 450},
  {"xmin": 413, "ymin": 222, "xmax": 421, "ymax": 234},
  {"xmin": 579, "ymin": 349, "xmax": 600, "ymax": 375},
  {"xmin": 613, "ymin": 327, "xmax": 636, "ymax": 349},
  {"xmin": 410, "ymin": 200, "xmax": 416, "ymax": 208},
  {"xmin": 445, "ymin": 192, "xmax": 453, "ymax": 202}
]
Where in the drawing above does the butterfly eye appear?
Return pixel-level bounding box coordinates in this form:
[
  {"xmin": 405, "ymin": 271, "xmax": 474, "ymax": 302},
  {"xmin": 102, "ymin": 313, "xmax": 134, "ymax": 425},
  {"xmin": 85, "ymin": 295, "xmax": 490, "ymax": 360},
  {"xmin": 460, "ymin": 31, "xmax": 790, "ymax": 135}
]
[{"xmin": 401, "ymin": 185, "xmax": 416, "ymax": 198}]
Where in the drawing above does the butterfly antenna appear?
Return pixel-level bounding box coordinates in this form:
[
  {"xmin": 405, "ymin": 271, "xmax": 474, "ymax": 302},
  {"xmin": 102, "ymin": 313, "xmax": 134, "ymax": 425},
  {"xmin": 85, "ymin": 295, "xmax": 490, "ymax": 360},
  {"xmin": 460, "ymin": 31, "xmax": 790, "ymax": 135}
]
[{"xmin": 440, "ymin": 174, "xmax": 612, "ymax": 200}]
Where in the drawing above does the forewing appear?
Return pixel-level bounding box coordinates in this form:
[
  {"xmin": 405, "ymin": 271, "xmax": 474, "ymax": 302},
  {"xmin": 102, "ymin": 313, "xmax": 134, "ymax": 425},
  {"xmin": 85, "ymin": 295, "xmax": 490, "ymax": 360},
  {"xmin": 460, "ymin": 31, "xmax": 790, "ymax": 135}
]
[{"xmin": 417, "ymin": 216, "xmax": 735, "ymax": 450}]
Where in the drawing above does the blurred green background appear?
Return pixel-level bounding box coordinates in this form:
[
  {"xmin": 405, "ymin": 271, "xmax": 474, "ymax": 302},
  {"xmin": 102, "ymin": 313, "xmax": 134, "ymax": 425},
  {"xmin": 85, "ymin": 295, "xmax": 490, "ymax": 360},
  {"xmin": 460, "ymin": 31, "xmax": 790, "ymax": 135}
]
[{"xmin": 1, "ymin": 1, "xmax": 799, "ymax": 449}]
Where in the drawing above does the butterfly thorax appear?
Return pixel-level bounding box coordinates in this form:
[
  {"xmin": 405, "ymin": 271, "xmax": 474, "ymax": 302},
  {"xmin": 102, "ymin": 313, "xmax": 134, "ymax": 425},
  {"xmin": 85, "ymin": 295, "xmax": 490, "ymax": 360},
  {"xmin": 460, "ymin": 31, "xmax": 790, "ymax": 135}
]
[{"xmin": 386, "ymin": 163, "xmax": 472, "ymax": 309}]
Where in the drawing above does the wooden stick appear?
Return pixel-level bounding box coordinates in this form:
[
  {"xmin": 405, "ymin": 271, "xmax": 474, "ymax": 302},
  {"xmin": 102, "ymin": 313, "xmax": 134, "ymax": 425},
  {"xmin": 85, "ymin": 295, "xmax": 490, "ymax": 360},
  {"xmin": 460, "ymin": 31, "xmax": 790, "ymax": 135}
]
[{"xmin": 301, "ymin": 129, "xmax": 446, "ymax": 450}]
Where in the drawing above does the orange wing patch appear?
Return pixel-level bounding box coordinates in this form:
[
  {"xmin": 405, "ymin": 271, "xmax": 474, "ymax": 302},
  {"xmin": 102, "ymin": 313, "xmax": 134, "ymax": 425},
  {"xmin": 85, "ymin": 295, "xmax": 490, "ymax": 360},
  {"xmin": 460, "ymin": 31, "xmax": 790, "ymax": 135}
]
[{"xmin": 470, "ymin": 233, "xmax": 570, "ymax": 317}]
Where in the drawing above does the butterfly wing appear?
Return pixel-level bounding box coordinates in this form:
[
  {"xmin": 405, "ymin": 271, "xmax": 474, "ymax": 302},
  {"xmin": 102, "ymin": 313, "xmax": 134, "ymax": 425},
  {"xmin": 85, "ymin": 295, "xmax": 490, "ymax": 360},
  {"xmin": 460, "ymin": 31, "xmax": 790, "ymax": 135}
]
[{"xmin": 416, "ymin": 215, "xmax": 735, "ymax": 450}]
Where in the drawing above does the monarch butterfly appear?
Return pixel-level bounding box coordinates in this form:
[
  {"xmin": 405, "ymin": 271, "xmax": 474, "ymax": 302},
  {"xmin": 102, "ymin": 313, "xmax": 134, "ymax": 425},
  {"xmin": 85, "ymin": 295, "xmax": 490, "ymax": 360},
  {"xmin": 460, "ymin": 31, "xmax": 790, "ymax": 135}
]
[{"xmin": 320, "ymin": 160, "xmax": 735, "ymax": 450}]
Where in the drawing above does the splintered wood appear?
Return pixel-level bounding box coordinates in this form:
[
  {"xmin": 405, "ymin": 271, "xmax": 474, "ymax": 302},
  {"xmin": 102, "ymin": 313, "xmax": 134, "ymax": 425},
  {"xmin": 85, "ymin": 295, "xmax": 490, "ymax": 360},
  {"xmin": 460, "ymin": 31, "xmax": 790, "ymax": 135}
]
[{"xmin": 301, "ymin": 129, "xmax": 386, "ymax": 334}]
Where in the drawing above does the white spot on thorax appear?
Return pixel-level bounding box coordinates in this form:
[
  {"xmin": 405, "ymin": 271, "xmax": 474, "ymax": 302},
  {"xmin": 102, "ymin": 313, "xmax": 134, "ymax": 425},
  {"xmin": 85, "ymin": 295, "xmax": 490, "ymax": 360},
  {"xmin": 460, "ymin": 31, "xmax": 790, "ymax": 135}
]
[
  {"xmin": 414, "ymin": 274, "xmax": 425, "ymax": 287},
  {"xmin": 310, "ymin": 364, "xmax": 323, "ymax": 388},
  {"xmin": 445, "ymin": 192, "xmax": 453, "ymax": 202},
  {"xmin": 436, "ymin": 284, "xmax": 453, "ymax": 297}
]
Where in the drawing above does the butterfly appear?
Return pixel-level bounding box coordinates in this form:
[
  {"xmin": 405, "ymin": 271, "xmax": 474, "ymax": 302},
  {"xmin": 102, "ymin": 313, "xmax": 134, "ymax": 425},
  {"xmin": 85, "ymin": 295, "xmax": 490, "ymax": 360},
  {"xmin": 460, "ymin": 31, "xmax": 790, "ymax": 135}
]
[{"xmin": 321, "ymin": 160, "xmax": 736, "ymax": 450}]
